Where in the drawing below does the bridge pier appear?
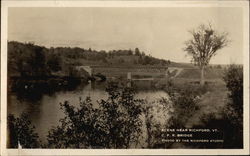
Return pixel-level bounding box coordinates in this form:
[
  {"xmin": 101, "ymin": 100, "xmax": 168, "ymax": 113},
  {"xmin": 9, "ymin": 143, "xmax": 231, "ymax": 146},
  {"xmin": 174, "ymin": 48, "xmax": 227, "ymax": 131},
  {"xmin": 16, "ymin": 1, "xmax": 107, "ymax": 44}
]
[{"xmin": 127, "ymin": 72, "xmax": 131, "ymax": 87}]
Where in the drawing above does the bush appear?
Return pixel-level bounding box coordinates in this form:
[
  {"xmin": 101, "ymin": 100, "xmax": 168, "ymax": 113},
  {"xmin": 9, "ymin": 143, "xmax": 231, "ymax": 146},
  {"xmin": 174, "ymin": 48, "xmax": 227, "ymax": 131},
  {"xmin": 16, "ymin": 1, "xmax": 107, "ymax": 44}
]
[
  {"xmin": 223, "ymin": 64, "xmax": 243, "ymax": 120},
  {"xmin": 47, "ymin": 82, "xmax": 143, "ymax": 148},
  {"xmin": 191, "ymin": 111, "xmax": 243, "ymax": 148},
  {"xmin": 142, "ymin": 98, "xmax": 172, "ymax": 148},
  {"xmin": 8, "ymin": 113, "xmax": 40, "ymax": 148},
  {"xmin": 147, "ymin": 83, "xmax": 204, "ymax": 148},
  {"xmin": 163, "ymin": 83, "xmax": 204, "ymax": 128},
  {"xmin": 168, "ymin": 87, "xmax": 201, "ymax": 128}
]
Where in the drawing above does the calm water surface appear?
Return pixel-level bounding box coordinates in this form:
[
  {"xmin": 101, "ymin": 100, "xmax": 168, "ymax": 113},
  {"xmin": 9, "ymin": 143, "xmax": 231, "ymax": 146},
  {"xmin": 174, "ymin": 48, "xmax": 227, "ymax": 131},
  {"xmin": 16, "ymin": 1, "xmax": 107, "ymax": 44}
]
[{"xmin": 8, "ymin": 82, "xmax": 168, "ymax": 143}]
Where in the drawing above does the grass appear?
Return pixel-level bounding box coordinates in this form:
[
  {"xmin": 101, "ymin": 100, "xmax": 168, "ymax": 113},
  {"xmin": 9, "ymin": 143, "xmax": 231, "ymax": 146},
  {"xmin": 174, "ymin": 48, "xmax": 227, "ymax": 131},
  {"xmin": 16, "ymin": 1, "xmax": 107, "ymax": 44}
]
[
  {"xmin": 176, "ymin": 68, "xmax": 224, "ymax": 79},
  {"xmin": 169, "ymin": 81, "xmax": 229, "ymax": 148},
  {"xmin": 185, "ymin": 82, "xmax": 228, "ymax": 128}
]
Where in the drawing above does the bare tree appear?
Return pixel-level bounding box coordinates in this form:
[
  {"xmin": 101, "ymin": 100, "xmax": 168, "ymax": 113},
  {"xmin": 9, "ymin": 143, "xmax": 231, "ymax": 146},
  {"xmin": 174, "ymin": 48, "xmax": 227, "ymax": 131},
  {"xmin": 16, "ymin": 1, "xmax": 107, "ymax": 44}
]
[{"xmin": 184, "ymin": 24, "xmax": 229, "ymax": 85}]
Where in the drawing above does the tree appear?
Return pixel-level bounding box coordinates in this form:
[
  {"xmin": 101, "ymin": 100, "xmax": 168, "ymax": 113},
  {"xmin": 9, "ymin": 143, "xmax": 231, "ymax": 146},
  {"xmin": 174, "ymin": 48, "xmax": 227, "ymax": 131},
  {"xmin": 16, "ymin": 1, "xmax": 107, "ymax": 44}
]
[
  {"xmin": 143, "ymin": 56, "xmax": 152, "ymax": 65},
  {"xmin": 7, "ymin": 41, "xmax": 48, "ymax": 77},
  {"xmin": 118, "ymin": 58, "xmax": 125, "ymax": 63},
  {"xmin": 223, "ymin": 64, "xmax": 243, "ymax": 120},
  {"xmin": 184, "ymin": 24, "xmax": 229, "ymax": 85},
  {"xmin": 135, "ymin": 48, "xmax": 140, "ymax": 56},
  {"xmin": 102, "ymin": 57, "xmax": 108, "ymax": 63},
  {"xmin": 46, "ymin": 54, "xmax": 62, "ymax": 72},
  {"xmin": 128, "ymin": 49, "xmax": 133, "ymax": 55}
]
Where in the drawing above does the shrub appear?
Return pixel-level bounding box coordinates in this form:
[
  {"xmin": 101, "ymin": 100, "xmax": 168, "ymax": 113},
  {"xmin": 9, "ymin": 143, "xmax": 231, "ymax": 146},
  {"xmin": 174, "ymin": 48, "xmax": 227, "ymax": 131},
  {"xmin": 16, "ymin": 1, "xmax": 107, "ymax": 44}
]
[
  {"xmin": 191, "ymin": 112, "xmax": 243, "ymax": 148},
  {"xmin": 150, "ymin": 83, "xmax": 203, "ymax": 148},
  {"xmin": 223, "ymin": 64, "xmax": 243, "ymax": 120},
  {"xmin": 164, "ymin": 83, "xmax": 203, "ymax": 128},
  {"xmin": 168, "ymin": 88, "xmax": 201, "ymax": 128},
  {"xmin": 8, "ymin": 113, "xmax": 40, "ymax": 148},
  {"xmin": 47, "ymin": 82, "xmax": 143, "ymax": 148},
  {"xmin": 143, "ymin": 98, "xmax": 172, "ymax": 148}
]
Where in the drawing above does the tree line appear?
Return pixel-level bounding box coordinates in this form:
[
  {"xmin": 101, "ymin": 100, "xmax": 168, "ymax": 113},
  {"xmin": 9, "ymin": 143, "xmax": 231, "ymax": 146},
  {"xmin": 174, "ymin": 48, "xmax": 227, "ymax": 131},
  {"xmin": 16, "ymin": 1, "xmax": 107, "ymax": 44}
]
[{"xmin": 8, "ymin": 41, "xmax": 171, "ymax": 78}]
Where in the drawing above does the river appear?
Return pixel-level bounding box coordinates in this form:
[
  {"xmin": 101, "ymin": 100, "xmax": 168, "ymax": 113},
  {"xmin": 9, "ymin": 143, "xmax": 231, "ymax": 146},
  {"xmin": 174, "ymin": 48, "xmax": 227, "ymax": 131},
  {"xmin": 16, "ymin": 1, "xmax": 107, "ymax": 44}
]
[{"xmin": 8, "ymin": 81, "xmax": 169, "ymax": 144}]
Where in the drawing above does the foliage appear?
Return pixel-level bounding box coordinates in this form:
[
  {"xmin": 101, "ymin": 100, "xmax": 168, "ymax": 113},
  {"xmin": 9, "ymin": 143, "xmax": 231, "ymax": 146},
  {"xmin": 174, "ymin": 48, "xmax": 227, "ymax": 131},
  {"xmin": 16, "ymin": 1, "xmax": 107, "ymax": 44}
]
[
  {"xmin": 47, "ymin": 82, "xmax": 143, "ymax": 148},
  {"xmin": 189, "ymin": 65, "xmax": 244, "ymax": 148},
  {"xmin": 8, "ymin": 80, "xmax": 213, "ymax": 149},
  {"xmin": 8, "ymin": 42, "xmax": 48, "ymax": 77},
  {"xmin": 147, "ymin": 82, "xmax": 205, "ymax": 148},
  {"xmin": 135, "ymin": 48, "xmax": 140, "ymax": 56},
  {"xmin": 46, "ymin": 53, "xmax": 62, "ymax": 72},
  {"xmin": 193, "ymin": 112, "xmax": 243, "ymax": 148},
  {"xmin": 184, "ymin": 24, "xmax": 228, "ymax": 85},
  {"xmin": 223, "ymin": 64, "xmax": 243, "ymax": 120},
  {"xmin": 184, "ymin": 24, "xmax": 228, "ymax": 67},
  {"xmin": 166, "ymin": 85, "xmax": 202, "ymax": 128},
  {"xmin": 7, "ymin": 113, "xmax": 40, "ymax": 148},
  {"xmin": 8, "ymin": 41, "xmax": 171, "ymax": 78},
  {"xmin": 143, "ymin": 98, "xmax": 172, "ymax": 148},
  {"xmin": 221, "ymin": 64, "xmax": 243, "ymax": 147}
]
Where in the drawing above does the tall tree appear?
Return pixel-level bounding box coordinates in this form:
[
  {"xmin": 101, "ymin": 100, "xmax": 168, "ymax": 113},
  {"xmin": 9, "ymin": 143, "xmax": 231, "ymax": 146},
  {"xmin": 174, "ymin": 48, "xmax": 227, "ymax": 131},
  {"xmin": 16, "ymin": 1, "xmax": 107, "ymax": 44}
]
[
  {"xmin": 184, "ymin": 24, "xmax": 229, "ymax": 85},
  {"xmin": 135, "ymin": 48, "xmax": 140, "ymax": 56}
]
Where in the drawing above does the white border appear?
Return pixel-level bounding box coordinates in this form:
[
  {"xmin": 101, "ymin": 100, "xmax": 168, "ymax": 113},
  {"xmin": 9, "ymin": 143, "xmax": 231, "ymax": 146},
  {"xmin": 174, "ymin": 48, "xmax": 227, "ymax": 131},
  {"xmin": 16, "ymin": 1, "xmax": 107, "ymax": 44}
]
[{"xmin": 1, "ymin": 1, "xmax": 249, "ymax": 155}]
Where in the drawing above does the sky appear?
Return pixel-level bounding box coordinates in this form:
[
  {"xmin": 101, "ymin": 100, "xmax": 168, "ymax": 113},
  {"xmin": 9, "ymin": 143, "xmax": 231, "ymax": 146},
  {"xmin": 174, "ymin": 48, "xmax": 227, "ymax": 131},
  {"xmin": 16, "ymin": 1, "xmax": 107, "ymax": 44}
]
[{"xmin": 8, "ymin": 7, "xmax": 244, "ymax": 64}]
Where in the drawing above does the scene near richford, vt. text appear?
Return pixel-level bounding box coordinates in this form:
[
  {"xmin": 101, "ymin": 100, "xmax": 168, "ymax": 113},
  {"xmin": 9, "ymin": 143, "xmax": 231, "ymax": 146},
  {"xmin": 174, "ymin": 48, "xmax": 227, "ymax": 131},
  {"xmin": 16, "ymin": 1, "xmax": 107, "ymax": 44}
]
[{"xmin": 7, "ymin": 7, "xmax": 243, "ymax": 149}]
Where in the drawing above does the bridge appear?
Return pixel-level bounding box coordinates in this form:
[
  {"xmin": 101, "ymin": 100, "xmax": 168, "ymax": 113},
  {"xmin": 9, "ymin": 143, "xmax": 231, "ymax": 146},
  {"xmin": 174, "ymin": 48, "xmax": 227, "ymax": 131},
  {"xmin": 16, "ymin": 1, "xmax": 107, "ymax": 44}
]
[
  {"xmin": 127, "ymin": 72, "xmax": 154, "ymax": 81},
  {"xmin": 126, "ymin": 67, "xmax": 182, "ymax": 81},
  {"xmin": 75, "ymin": 66, "xmax": 92, "ymax": 76},
  {"xmin": 125, "ymin": 67, "xmax": 183, "ymax": 87}
]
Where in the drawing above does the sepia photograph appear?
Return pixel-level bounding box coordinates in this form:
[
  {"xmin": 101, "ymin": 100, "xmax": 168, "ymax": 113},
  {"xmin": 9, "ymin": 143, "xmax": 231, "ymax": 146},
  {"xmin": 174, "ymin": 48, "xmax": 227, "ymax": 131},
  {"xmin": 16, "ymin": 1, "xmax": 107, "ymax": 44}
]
[{"xmin": 1, "ymin": 0, "xmax": 249, "ymax": 155}]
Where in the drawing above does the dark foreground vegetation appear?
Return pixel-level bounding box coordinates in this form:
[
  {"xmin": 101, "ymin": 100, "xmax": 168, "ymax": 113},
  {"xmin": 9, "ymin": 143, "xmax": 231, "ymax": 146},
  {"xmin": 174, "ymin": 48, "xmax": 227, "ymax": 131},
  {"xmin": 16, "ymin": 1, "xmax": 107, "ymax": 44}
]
[
  {"xmin": 7, "ymin": 65, "xmax": 243, "ymax": 149},
  {"xmin": 192, "ymin": 64, "xmax": 243, "ymax": 148}
]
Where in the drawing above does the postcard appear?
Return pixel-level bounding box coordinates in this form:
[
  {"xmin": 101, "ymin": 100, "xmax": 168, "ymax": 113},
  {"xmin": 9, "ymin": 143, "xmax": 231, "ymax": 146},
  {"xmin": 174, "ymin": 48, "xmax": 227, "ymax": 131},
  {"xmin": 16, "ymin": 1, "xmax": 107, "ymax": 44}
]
[{"xmin": 1, "ymin": 0, "xmax": 249, "ymax": 155}]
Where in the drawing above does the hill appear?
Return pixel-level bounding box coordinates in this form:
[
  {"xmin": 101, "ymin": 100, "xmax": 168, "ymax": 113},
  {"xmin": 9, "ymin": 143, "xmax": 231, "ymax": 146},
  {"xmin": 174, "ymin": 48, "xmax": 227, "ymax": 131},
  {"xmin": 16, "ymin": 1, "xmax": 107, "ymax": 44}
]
[{"xmin": 8, "ymin": 41, "xmax": 173, "ymax": 77}]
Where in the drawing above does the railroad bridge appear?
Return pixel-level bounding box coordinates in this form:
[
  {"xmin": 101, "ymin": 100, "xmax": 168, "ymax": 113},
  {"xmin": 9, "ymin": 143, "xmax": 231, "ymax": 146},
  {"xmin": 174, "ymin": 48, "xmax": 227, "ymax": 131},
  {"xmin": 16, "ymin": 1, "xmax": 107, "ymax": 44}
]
[{"xmin": 75, "ymin": 66, "xmax": 92, "ymax": 76}]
